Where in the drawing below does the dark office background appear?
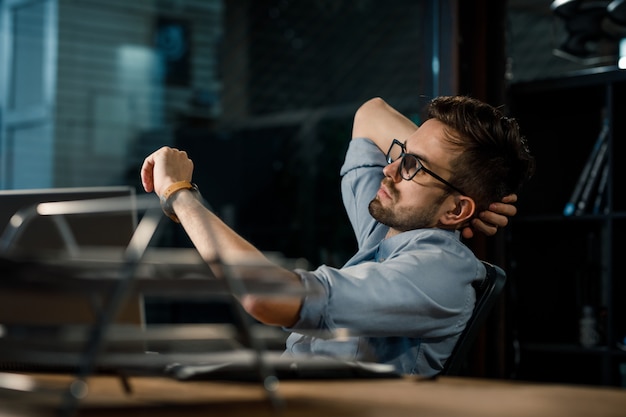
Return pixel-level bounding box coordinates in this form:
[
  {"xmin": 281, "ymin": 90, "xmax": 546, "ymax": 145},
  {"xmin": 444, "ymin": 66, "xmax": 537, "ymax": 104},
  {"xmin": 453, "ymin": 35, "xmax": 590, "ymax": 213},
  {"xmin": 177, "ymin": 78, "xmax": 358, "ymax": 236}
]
[
  {"xmin": 4, "ymin": 0, "xmax": 625, "ymax": 383},
  {"xmin": 0, "ymin": 0, "xmax": 577, "ymax": 266}
]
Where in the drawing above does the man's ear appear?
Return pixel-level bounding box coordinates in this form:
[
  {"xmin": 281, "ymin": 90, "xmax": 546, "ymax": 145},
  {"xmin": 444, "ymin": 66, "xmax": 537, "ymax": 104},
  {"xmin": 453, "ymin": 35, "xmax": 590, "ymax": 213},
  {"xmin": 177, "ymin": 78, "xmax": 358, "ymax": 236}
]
[{"xmin": 440, "ymin": 195, "xmax": 476, "ymax": 227}]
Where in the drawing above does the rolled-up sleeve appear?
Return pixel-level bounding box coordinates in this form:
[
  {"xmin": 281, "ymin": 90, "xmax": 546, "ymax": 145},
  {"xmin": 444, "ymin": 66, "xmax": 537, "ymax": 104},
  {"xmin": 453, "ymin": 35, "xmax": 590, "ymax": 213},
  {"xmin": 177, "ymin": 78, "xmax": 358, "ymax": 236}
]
[{"xmin": 286, "ymin": 230, "xmax": 483, "ymax": 339}]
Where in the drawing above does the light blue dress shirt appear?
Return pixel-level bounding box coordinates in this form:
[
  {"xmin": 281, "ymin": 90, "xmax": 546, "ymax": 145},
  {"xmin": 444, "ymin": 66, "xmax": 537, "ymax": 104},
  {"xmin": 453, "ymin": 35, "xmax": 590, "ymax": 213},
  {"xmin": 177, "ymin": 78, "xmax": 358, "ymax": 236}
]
[{"xmin": 284, "ymin": 138, "xmax": 486, "ymax": 376}]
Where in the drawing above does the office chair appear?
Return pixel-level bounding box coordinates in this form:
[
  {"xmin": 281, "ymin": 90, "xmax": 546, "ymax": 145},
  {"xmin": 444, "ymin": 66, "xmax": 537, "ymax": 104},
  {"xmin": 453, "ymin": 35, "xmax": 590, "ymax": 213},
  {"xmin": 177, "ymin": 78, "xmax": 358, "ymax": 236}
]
[{"xmin": 441, "ymin": 261, "xmax": 507, "ymax": 376}]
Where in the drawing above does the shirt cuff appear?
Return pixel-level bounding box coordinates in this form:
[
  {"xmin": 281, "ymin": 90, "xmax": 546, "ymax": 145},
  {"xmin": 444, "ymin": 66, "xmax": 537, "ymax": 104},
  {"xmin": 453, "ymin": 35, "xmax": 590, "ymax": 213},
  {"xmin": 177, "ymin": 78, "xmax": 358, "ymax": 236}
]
[{"xmin": 283, "ymin": 269, "xmax": 328, "ymax": 332}]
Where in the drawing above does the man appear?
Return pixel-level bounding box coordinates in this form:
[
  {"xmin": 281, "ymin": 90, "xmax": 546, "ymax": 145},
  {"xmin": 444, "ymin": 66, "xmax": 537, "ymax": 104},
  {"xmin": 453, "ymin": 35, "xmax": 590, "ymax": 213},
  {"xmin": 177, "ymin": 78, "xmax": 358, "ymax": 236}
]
[{"xmin": 141, "ymin": 96, "xmax": 534, "ymax": 376}]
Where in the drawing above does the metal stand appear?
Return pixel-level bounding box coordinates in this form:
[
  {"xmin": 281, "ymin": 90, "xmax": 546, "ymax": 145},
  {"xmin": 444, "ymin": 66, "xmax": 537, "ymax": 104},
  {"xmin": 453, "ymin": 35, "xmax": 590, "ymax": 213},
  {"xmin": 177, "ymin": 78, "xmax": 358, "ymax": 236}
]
[{"xmin": 0, "ymin": 193, "xmax": 287, "ymax": 415}]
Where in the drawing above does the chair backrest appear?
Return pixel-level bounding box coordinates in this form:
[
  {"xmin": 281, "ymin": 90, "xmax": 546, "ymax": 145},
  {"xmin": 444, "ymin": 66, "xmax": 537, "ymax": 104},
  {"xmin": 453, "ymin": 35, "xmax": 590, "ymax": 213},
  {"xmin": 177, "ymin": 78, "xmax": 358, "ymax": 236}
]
[{"xmin": 441, "ymin": 260, "xmax": 507, "ymax": 376}]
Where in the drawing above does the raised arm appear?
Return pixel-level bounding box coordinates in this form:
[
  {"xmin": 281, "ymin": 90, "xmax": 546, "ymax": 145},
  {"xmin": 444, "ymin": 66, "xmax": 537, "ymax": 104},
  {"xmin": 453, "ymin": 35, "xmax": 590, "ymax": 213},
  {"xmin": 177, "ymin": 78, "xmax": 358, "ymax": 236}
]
[
  {"xmin": 140, "ymin": 146, "xmax": 303, "ymax": 326},
  {"xmin": 352, "ymin": 97, "xmax": 418, "ymax": 152}
]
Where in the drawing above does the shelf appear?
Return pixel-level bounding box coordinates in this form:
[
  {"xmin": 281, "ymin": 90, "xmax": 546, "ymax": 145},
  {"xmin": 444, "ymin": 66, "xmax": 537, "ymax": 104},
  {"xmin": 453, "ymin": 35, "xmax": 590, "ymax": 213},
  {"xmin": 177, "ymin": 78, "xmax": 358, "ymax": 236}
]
[
  {"xmin": 509, "ymin": 66, "xmax": 626, "ymax": 93},
  {"xmin": 507, "ymin": 69, "xmax": 626, "ymax": 387},
  {"xmin": 516, "ymin": 212, "xmax": 626, "ymax": 223},
  {"xmin": 521, "ymin": 343, "xmax": 626, "ymax": 358}
]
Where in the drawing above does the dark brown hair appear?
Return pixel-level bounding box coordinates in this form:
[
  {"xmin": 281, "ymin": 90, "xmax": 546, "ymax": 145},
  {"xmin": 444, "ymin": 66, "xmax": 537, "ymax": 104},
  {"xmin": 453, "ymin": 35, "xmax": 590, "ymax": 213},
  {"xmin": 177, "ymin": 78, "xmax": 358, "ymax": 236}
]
[{"xmin": 425, "ymin": 95, "xmax": 535, "ymax": 213}]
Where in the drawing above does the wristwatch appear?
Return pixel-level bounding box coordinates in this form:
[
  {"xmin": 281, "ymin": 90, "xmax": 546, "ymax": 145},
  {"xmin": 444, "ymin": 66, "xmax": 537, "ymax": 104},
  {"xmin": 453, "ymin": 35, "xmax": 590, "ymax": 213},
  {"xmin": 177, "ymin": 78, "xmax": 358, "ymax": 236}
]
[{"xmin": 159, "ymin": 181, "xmax": 201, "ymax": 223}]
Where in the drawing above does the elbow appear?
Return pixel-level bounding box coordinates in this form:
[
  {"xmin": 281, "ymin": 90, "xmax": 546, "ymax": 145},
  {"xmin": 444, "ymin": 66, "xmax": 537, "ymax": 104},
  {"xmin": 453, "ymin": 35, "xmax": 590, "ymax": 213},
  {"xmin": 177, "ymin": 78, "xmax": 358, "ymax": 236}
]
[
  {"xmin": 240, "ymin": 295, "xmax": 269, "ymax": 322},
  {"xmin": 240, "ymin": 295, "xmax": 301, "ymax": 328},
  {"xmin": 361, "ymin": 96, "xmax": 386, "ymax": 109},
  {"xmin": 352, "ymin": 97, "xmax": 387, "ymax": 138},
  {"xmin": 355, "ymin": 97, "xmax": 387, "ymax": 119}
]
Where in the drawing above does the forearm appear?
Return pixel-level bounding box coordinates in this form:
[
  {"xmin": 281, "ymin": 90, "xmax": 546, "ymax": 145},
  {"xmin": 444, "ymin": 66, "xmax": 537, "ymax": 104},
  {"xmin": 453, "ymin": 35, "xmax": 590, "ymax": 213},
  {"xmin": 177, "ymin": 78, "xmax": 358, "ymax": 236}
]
[
  {"xmin": 171, "ymin": 189, "xmax": 303, "ymax": 326},
  {"xmin": 171, "ymin": 189, "xmax": 263, "ymax": 263}
]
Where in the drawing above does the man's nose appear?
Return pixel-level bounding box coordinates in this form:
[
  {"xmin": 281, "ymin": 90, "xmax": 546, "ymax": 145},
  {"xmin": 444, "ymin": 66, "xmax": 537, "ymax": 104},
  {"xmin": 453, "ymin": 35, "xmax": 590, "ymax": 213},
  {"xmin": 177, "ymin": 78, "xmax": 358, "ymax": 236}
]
[{"xmin": 383, "ymin": 159, "xmax": 402, "ymax": 181}]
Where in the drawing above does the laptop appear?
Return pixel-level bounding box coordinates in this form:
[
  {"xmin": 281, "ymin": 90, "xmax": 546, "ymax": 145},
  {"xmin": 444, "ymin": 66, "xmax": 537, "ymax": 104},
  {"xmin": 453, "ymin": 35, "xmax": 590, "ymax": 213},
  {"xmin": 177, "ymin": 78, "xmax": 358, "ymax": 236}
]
[
  {"xmin": 0, "ymin": 186, "xmax": 138, "ymax": 253},
  {"xmin": 0, "ymin": 186, "xmax": 143, "ymax": 330}
]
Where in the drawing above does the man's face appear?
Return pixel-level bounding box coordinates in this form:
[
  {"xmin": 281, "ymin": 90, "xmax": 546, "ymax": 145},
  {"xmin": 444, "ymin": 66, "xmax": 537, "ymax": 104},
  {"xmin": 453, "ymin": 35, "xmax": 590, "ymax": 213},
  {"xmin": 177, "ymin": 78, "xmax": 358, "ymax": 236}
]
[{"xmin": 369, "ymin": 119, "xmax": 460, "ymax": 234}]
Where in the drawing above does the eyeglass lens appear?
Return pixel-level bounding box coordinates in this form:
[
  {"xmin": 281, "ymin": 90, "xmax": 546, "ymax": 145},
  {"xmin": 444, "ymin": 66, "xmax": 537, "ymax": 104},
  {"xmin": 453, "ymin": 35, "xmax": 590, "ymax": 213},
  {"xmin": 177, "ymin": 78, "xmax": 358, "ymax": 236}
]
[
  {"xmin": 387, "ymin": 141, "xmax": 403, "ymax": 163},
  {"xmin": 387, "ymin": 141, "xmax": 419, "ymax": 180},
  {"xmin": 400, "ymin": 155, "xmax": 419, "ymax": 179}
]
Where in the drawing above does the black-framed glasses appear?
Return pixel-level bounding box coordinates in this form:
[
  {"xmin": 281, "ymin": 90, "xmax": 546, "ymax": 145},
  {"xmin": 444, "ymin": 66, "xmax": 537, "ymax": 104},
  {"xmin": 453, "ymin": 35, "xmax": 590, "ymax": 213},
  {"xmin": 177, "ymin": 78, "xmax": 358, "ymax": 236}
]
[{"xmin": 386, "ymin": 139, "xmax": 466, "ymax": 195}]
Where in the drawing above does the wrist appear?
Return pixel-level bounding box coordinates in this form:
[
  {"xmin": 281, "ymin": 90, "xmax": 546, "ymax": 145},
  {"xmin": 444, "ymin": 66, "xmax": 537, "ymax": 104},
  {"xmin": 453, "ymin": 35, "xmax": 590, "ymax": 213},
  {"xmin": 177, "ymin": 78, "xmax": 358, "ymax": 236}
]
[{"xmin": 159, "ymin": 181, "xmax": 201, "ymax": 223}]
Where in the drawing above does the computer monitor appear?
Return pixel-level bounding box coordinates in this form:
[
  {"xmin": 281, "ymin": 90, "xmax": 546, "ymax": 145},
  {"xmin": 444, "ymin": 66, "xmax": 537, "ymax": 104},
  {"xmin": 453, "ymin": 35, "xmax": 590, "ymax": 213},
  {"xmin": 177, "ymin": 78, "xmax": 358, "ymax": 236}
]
[
  {"xmin": 0, "ymin": 186, "xmax": 138, "ymax": 253},
  {"xmin": 0, "ymin": 186, "xmax": 143, "ymax": 326}
]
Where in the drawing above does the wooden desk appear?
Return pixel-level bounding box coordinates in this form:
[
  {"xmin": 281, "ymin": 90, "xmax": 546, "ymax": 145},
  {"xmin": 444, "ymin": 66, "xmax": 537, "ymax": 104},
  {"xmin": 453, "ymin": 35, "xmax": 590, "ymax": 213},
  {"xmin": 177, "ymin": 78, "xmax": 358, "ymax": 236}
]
[{"xmin": 2, "ymin": 372, "xmax": 626, "ymax": 417}]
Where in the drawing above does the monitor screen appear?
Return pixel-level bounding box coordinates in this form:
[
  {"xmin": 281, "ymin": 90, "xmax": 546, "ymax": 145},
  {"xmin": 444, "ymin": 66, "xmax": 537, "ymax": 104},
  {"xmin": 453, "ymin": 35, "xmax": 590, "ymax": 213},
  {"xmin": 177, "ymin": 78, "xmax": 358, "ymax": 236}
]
[
  {"xmin": 0, "ymin": 186, "xmax": 137, "ymax": 253},
  {"xmin": 0, "ymin": 186, "xmax": 144, "ymax": 330}
]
